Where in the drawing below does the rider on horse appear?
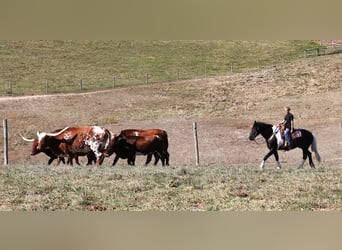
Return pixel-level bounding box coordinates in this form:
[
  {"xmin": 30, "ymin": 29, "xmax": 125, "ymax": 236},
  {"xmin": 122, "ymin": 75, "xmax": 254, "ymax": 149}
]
[{"xmin": 280, "ymin": 106, "xmax": 294, "ymax": 149}]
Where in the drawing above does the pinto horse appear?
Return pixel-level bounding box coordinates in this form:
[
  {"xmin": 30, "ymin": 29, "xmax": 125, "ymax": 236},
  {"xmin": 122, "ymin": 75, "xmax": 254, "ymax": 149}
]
[{"xmin": 249, "ymin": 121, "xmax": 321, "ymax": 169}]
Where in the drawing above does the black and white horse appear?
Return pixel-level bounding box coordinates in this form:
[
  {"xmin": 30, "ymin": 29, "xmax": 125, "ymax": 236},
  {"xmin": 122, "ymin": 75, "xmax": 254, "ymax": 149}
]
[{"xmin": 249, "ymin": 121, "xmax": 321, "ymax": 169}]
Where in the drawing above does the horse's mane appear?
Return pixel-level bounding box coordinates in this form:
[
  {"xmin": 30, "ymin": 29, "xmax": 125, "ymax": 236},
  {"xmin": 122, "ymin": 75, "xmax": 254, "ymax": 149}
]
[{"xmin": 255, "ymin": 121, "xmax": 273, "ymax": 127}]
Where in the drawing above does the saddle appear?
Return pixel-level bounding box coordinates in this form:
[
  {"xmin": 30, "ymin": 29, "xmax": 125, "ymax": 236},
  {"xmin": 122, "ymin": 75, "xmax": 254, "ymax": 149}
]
[{"xmin": 279, "ymin": 124, "xmax": 302, "ymax": 140}]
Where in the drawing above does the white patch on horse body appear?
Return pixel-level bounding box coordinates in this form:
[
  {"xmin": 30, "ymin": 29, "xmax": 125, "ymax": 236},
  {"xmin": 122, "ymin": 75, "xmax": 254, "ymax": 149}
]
[
  {"xmin": 272, "ymin": 125, "xmax": 283, "ymax": 149},
  {"xmin": 133, "ymin": 131, "xmax": 139, "ymax": 136}
]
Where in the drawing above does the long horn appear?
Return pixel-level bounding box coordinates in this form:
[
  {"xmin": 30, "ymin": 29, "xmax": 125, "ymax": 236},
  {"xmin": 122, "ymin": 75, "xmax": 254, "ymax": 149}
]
[
  {"xmin": 19, "ymin": 134, "xmax": 35, "ymax": 142},
  {"xmin": 37, "ymin": 126, "xmax": 70, "ymax": 138}
]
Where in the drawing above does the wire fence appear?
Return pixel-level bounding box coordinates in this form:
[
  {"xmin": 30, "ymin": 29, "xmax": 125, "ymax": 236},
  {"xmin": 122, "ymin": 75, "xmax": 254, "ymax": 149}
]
[{"xmin": 1, "ymin": 45, "xmax": 341, "ymax": 96}]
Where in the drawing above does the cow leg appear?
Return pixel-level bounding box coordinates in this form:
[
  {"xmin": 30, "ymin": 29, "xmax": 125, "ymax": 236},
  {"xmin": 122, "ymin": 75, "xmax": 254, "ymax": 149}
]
[
  {"xmin": 87, "ymin": 151, "xmax": 96, "ymax": 165},
  {"xmin": 67, "ymin": 153, "xmax": 73, "ymax": 166},
  {"xmin": 163, "ymin": 151, "xmax": 169, "ymax": 166},
  {"xmin": 152, "ymin": 152, "xmax": 160, "ymax": 165},
  {"xmin": 112, "ymin": 155, "xmax": 120, "ymax": 166},
  {"xmin": 166, "ymin": 151, "xmax": 170, "ymax": 166},
  {"xmin": 157, "ymin": 151, "xmax": 165, "ymax": 166},
  {"xmin": 60, "ymin": 156, "xmax": 65, "ymax": 164},
  {"xmin": 145, "ymin": 153, "xmax": 153, "ymax": 165},
  {"xmin": 96, "ymin": 154, "xmax": 105, "ymax": 166},
  {"xmin": 75, "ymin": 156, "xmax": 81, "ymax": 165},
  {"xmin": 48, "ymin": 157, "xmax": 54, "ymax": 165},
  {"xmin": 129, "ymin": 154, "xmax": 136, "ymax": 166}
]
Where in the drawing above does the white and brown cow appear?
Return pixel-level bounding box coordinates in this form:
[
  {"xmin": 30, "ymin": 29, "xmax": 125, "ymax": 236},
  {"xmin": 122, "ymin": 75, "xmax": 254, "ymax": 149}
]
[{"xmin": 35, "ymin": 126, "xmax": 112, "ymax": 165}]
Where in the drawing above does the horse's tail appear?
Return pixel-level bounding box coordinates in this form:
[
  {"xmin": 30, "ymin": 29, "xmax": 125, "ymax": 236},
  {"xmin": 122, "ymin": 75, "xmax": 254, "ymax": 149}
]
[{"xmin": 311, "ymin": 135, "xmax": 321, "ymax": 163}]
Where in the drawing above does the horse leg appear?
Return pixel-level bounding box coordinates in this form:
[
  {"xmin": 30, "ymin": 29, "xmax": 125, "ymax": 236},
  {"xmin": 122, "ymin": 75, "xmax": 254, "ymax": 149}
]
[
  {"xmin": 260, "ymin": 149, "xmax": 276, "ymax": 170},
  {"xmin": 273, "ymin": 151, "xmax": 281, "ymax": 169},
  {"xmin": 298, "ymin": 149, "xmax": 308, "ymax": 169},
  {"xmin": 307, "ymin": 150, "xmax": 315, "ymax": 168}
]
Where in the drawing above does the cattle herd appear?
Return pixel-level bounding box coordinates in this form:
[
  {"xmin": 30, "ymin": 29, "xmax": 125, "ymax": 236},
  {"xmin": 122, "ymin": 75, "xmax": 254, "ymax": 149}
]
[{"xmin": 20, "ymin": 126, "xmax": 170, "ymax": 167}]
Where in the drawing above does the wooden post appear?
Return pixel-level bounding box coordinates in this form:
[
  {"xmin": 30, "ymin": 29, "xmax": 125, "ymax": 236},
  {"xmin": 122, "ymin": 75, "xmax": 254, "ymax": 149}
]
[
  {"xmin": 230, "ymin": 62, "xmax": 233, "ymax": 73},
  {"xmin": 146, "ymin": 73, "xmax": 149, "ymax": 84},
  {"xmin": 193, "ymin": 121, "xmax": 199, "ymax": 166},
  {"xmin": 177, "ymin": 69, "xmax": 180, "ymax": 80},
  {"xmin": 46, "ymin": 81, "xmax": 48, "ymax": 94},
  {"xmin": 3, "ymin": 119, "xmax": 8, "ymax": 165},
  {"xmin": 113, "ymin": 76, "xmax": 116, "ymax": 88},
  {"xmin": 80, "ymin": 79, "xmax": 83, "ymax": 91},
  {"xmin": 9, "ymin": 82, "xmax": 12, "ymax": 95}
]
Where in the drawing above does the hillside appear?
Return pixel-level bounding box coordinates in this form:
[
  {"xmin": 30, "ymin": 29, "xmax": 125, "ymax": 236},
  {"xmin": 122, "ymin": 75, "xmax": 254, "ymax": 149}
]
[
  {"xmin": 1, "ymin": 52, "xmax": 341, "ymax": 166},
  {"xmin": 0, "ymin": 40, "xmax": 324, "ymax": 95}
]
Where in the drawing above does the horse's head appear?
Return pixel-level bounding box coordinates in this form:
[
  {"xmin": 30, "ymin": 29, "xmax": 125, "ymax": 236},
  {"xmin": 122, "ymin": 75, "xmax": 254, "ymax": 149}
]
[{"xmin": 249, "ymin": 121, "xmax": 260, "ymax": 141}]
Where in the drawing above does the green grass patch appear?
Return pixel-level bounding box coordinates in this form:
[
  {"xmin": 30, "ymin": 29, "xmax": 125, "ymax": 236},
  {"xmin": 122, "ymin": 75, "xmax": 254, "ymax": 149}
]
[{"xmin": 0, "ymin": 40, "xmax": 324, "ymax": 95}]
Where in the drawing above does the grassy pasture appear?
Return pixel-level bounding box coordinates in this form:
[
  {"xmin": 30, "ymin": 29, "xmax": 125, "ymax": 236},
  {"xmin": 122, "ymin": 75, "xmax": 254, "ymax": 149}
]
[
  {"xmin": 0, "ymin": 40, "xmax": 324, "ymax": 94},
  {"xmin": 1, "ymin": 163, "xmax": 342, "ymax": 211}
]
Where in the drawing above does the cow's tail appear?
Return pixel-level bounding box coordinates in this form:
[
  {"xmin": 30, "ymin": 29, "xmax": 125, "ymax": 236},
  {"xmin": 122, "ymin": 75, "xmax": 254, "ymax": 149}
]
[{"xmin": 311, "ymin": 135, "xmax": 321, "ymax": 163}]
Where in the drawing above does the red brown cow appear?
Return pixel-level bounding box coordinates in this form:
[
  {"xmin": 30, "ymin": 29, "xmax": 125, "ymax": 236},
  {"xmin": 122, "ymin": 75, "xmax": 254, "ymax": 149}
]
[
  {"xmin": 119, "ymin": 129, "xmax": 169, "ymax": 165},
  {"xmin": 105, "ymin": 129, "xmax": 169, "ymax": 166},
  {"xmin": 35, "ymin": 126, "xmax": 112, "ymax": 165}
]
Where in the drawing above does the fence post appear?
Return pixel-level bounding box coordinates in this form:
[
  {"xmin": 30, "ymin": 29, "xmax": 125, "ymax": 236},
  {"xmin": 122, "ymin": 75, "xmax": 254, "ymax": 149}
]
[
  {"xmin": 46, "ymin": 81, "xmax": 48, "ymax": 94},
  {"xmin": 113, "ymin": 76, "xmax": 116, "ymax": 88},
  {"xmin": 3, "ymin": 119, "xmax": 8, "ymax": 165},
  {"xmin": 230, "ymin": 62, "xmax": 233, "ymax": 73},
  {"xmin": 146, "ymin": 73, "xmax": 149, "ymax": 84},
  {"xmin": 193, "ymin": 121, "xmax": 199, "ymax": 166},
  {"xmin": 177, "ymin": 69, "xmax": 180, "ymax": 80},
  {"xmin": 80, "ymin": 79, "xmax": 83, "ymax": 91},
  {"xmin": 8, "ymin": 82, "xmax": 12, "ymax": 95}
]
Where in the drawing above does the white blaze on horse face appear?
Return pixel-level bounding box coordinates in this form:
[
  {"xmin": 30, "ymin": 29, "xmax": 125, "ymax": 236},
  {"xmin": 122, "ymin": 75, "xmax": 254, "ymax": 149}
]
[{"xmin": 272, "ymin": 126, "xmax": 283, "ymax": 149}]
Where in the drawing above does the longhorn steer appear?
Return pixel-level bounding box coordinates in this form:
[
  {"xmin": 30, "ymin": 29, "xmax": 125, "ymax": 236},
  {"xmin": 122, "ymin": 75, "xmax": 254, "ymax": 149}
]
[
  {"xmin": 21, "ymin": 130, "xmax": 66, "ymax": 165},
  {"xmin": 35, "ymin": 126, "xmax": 111, "ymax": 165}
]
